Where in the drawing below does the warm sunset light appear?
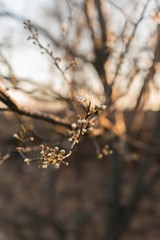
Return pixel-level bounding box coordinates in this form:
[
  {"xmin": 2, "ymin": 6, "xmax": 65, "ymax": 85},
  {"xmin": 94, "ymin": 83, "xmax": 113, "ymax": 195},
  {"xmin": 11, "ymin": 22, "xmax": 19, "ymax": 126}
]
[{"xmin": 0, "ymin": 1, "xmax": 160, "ymax": 240}]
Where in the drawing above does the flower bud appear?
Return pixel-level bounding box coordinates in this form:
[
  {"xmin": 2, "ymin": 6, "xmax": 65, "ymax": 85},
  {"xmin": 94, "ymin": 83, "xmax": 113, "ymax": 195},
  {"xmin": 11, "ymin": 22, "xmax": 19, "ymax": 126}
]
[
  {"xmin": 71, "ymin": 123, "xmax": 77, "ymax": 129},
  {"xmin": 54, "ymin": 163, "xmax": 60, "ymax": 169},
  {"xmin": 60, "ymin": 149, "xmax": 65, "ymax": 155},
  {"xmin": 101, "ymin": 105, "xmax": 106, "ymax": 110},
  {"xmin": 81, "ymin": 119, "xmax": 87, "ymax": 124},
  {"xmin": 82, "ymin": 128, "xmax": 87, "ymax": 134},
  {"xmin": 54, "ymin": 147, "xmax": 59, "ymax": 152},
  {"xmin": 77, "ymin": 119, "xmax": 82, "ymax": 124},
  {"xmin": 13, "ymin": 133, "xmax": 18, "ymax": 138},
  {"xmin": 24, "ymin": 158, "xmax": 30, "ymax": 163},
  {"xmin": 42, "ymin": 164, "xmax": 48, "ymax": 169}
]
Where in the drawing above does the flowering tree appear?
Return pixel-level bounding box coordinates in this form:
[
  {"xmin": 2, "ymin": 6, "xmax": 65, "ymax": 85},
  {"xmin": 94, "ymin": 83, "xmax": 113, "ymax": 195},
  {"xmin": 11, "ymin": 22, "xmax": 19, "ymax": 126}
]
[{"xmin": 0, "ymin": 0, "xmax": 160, "ymax": 239}]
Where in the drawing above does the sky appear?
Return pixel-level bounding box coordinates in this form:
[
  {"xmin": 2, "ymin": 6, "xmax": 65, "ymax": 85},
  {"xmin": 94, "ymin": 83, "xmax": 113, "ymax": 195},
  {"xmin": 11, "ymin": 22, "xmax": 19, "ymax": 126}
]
[
  {"xmin": 0, "ymin": 0, "xmax": 53, "ymax": 82},
  {"xmin": 0, "ymin": 0, "xmax": 160, "ymax": 109}
]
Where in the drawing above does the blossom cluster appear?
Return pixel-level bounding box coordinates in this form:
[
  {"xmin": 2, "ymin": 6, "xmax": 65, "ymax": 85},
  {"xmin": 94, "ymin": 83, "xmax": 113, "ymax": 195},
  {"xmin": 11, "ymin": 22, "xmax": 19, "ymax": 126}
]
[
  {"xmin": 24, "ymin": 144, "xmax": 68, "ymax": 169},
  {"xmin": 23, "ymin": 101, "xmax": 107, "ymax": 169}
]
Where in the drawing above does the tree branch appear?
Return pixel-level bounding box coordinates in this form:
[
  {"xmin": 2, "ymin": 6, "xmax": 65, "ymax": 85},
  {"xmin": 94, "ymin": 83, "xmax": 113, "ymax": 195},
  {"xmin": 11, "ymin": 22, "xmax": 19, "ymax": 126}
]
[
  {"xmin": 0, "ymin": 11, "xmax": 90, "ymax": 63},
  {"xmin": 0, "ymin": 86, "xmax": 70, "ymax": 128}
]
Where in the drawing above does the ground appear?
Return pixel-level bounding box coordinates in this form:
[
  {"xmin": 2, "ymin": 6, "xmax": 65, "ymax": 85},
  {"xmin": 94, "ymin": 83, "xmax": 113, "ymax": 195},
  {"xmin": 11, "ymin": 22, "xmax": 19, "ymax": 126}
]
[{"xmin": 0, "ymin": 112, "xmax": 160, "ymax": 240}]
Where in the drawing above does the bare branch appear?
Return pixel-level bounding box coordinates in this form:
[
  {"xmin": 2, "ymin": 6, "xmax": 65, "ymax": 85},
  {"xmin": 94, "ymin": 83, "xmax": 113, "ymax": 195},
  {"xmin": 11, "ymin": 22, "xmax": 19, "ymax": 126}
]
[
  {"xmin": 114, "ymin": 0, "xmax": 151, "ymax": 79},
  {"xmin": 0, "ymin": 10, "xmax": 90, "ymax": 63},
  {"xmin": 0, "ymin": 86, "xmax": 70, "ymax": 128}
]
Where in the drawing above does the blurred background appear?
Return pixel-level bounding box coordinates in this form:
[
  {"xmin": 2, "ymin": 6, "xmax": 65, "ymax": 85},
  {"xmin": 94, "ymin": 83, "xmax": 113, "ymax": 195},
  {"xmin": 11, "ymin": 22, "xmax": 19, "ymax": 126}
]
[{"xmin": 0, "ymin": 0, "xmax": 160, "ymax": 239}]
